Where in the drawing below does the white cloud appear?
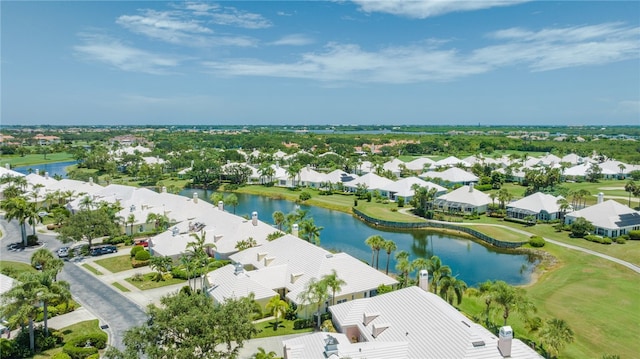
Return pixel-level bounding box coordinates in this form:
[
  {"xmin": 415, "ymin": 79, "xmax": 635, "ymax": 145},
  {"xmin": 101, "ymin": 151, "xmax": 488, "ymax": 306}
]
[
  {"xmin": 73, "ymin": 33, "xmax": 182, "ymax": 75},
  {"xmin": 203, "ymin": 42, "xmax": 488, "ymax": 84},
  {"xmin": 178, "ymin": 2, "xmax": 272, "ymax": 29},
  {"xmin": 116, "ymin": 8, "xmax": 258, "ymax": 47},
  {"xmin": 270, "ymin": 34, "xmax": 314, "ymax": 46},
  {"xmin": 351, "ymin": 0, "xmax": 529, "ymax": 18},
  {"xmin": 201, "ymin": 22, "xmax": 640, "ymax": 84},
  {"xmin": 474, "ymin": 23, "xmax": 640, "ymax": 71}
]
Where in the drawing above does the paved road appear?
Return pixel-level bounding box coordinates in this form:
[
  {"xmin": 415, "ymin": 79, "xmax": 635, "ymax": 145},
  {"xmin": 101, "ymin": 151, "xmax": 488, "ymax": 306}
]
[
  {"xmin": 1, "ymin": 217, "xmax": 148, "ymax": 350},
  {"xmin": 58, "ymin": 259, "xmax": 148, "ymax": 349}
]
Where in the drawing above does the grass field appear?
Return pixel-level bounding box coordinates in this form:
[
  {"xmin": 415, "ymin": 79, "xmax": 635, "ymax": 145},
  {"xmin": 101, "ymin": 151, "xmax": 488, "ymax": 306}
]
[
  {"xmin": 0, "ymin": 260, "xmax": 38, "ymax": 277},
  {"xmin": 456, "ymin": 223, "xmax": 530, "ymax": 243},
  {"xmin": 125, "ymin": 272, "xmax": 185, "ymax": 290},
  {"xmin": 252, "ymin": 318, "xmax": 314, "ymax": 339},
  {"xmin": 95, "ymin": 255, "xmax": 134, "ymax": 273},
  {"xmin": 0, "ymin": 152, "xmax": 75, "ymax": 168}
]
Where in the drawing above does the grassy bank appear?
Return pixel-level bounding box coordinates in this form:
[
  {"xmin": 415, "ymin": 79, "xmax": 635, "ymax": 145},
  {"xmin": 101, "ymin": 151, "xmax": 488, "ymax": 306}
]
[{"xmin": 0, "ymin": 152, "xmax": 75, "ymax": 168}]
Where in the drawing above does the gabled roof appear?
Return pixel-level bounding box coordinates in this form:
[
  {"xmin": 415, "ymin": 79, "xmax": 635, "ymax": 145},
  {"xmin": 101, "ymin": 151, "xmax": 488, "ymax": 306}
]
[
  {"xmin": 506, "ymin": 192, "xmax": 565, "ymax": 214},
  {"xmin": 404, "ymin": 157, "xmax": 435, "ymax": 171},
  {"xmin": 435, "ymin": 156, "xmax": 467, "ymax": 168},
  {"xmin": 330, "ymin": 286, "xmax": 542, "ymax": 359},
  {"xmin": 324, "ymin": 169, "xmax": 358, "ymax": 184},
  {"xmin": 564, "ymin": 163, "xmax": 618, "ymax": 177},
  {"xmin": 343, "ymin": 173, "xmax": 395, "ymax": 191},
  {"xmin": 420, "ymin": 167, "xmax": 479, "ymax": 184},
  {"xmin": 380, "ymin": 177, "xmax": 446, "ymax": 198},
  {"xmin": 382, "ymin": 158, "xmax": 405, "ymax": 173},
  {"xmin": 228, "ymin": 235, "xmax": 397, "ymax": 305},
  {"xmin": 206, "ymin": 264, "xmax": 278, "ymax": 304},
  {"xmin": 435, "ymin": 185, "xmax": 491, "ymax": 207},
  {"xmin": 283, "ymin": 332, "xmax": 409, "ymax": 359},
  {"xmin": 566, "ymin": 200, "xmax": 640, "ymax": 230}
]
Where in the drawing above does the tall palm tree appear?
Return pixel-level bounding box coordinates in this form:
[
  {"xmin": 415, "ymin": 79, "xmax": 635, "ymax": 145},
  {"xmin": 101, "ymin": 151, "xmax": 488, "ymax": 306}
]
[
  {"xmin": 556, "ymin": 198, "xmax": 570, "ymax": 220},
  {"xmin": 383, "ymin": 240, "xmax": 397, "ymax": 275},
  {"xmin": 492, "ymin": 280, "xmax": 536, "ymax": 326},
  {"xmin": 0, "ymin": 272, "xmax": 47, "ymax": 352},
  {"xmin": 394, "ymin": 251, "xmax": 411, "ymax": 288},
  {"xmin": 265, "ymin": 295, "xmax": 289, "ymax": 329},
  {"xmin": 411, "ymin": 257, "xmax": 430, "ymax": 282},
  {"xmin": 31, "ymin": 248, "xmax": 64, "ymax": 279},
  {"xmin": 301, "ymin": 220, "xmax": 323, "ymax": 245},
  {"xmin": 272, "ymin": 211, "xmax": 285, "ymax": 231},
  {"xmin": 624, "ymin": 180, "xmax": 636, "ymax": 207},
  {"xmin": 297, "ymin": 278, "xmax": 329, "ymax": 328},
  {"xmin": 322, "ymin": 269, "xmax": 346, "ymax": 306},
  {"xmin": 1, "ymin": 196, "xmax": 31, "ymax": 245},
  {"xmin": 540, "ymin": 318, "xmax": 574, "ymax": 359},
  {"xmin": 438, "ymin": 275, "xmax": 467, "ymax": 305},
  {"xmin": 36, "ymin": 272, "xmax": 71, "ymax": 336},
  {"xmin": 364, "ymin": 235, "xmax": 384, "ymax": 268},
  {"xmin": 224, "ymin": 193, "xmax": 239, "ymax": 214},
  {"xmin": 427, "ymin": 255, "xmax": 451, "ymax": 294}
]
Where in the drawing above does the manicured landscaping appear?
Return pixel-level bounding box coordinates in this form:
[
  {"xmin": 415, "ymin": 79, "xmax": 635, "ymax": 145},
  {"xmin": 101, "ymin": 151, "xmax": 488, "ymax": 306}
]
[
  {"xmin": 0, "ymin": 152, "xmax": 75, "ymax": 168},
  {"xmin": 95, "ymin": 254, "xmax": 135, "ymax": 273},
  {"xmin": 0, "ymin": 260, "xmax": 38, "ymax": 277},
  {"xmin": 82, "ymin": 263, "xmax": 103, "ymax": 275},
  {"xmin": 33, "ymin": 319, "xmax": 107, "ymax": 359},
  {"xmin": 252, "ymin": 318, "xmax": 314, "ymax": 339},
  {"xmin": 112, "ymin": 282, "xmax": 131, "ymax": 292},
  {"xmin": 125, "ymin": 272, "xmax": 185, "ymax": 290},
  {"xmin": 456, "ymin": 223, "xmax": 530, "ymax": 243}
]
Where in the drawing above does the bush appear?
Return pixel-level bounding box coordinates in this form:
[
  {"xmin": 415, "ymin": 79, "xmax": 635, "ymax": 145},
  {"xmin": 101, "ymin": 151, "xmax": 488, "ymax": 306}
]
[
  {"xmin": 474, "ymin": 184, "xmax": 493, "ymax": 191},
  {"xmin": 130, "ymin": 245, "xmax": 145, "ymax": 257},
  {"xmin": 105, "ymin": 235, "xmax": 128, "ymax": 245},
  {"xmin": 628, "ymin": 230, "xmax": 640, "ymax": 240},
  {"xmin": 616, "ymin": 237, "xmax": 626, "ymax": 244},
  {"xmin": 529, "ymin": 236, "xmax": 546, "ymax": 247},
  {"xmin": 86, "ymin": 354, "xmax": 100, "ymax": 359},
  {"xmin": 299, "ymin": 191, "xmax": 311, "ymax": 201},
  {"xmin": 52, "ymin": 352, "xmax": 72, "ymax": 359},
  {"xmin": 397, "ymin": 197, "xmax": 405, "ymax": 207},
  {"xmin": 131, "ymin": 259, "xmax": 150, "ymax": 268},
  {"xmin": 63, "ymin": 333, "xmax": 107, "ymax": 359},
  {"xmin": 293, "ymin": 318, "xmax": 314, "ymax": 330},
  {"xmin": 135, "ymin": 250, "xmax": 151, "ymax": 261},
  {"xmin": 584, "ymin": 235, "xmax": 613, "ymax": 245}
]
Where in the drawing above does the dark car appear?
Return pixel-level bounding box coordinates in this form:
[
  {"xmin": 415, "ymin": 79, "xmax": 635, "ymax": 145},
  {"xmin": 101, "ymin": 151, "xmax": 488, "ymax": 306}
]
[{"xmin": 90, "ymin": 245, "xmax": 117, "ymax": 256}]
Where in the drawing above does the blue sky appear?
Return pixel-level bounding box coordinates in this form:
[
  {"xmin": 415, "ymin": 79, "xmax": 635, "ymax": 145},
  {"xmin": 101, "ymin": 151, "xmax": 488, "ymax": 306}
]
[{"xmin": 2, "ymin": 1, "xmax": 639, "ymax": 126}]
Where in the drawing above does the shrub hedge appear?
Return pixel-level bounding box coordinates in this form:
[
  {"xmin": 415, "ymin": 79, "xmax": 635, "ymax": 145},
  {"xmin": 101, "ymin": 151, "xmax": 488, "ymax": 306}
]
[
  {"xmin": 293, "ymin": 318, "xmax": 314, "ymax": 330},
  {"xmin": 584, "ymin": 235, "xmax": 613, "ymax": 245},
  {"xmin": 628, "ymin": 230, "xmax": 640, "ymax": 240},
  {"xmin": 529, "ymin": 236, "xmax": 546, "ymax": 247},
  {"xmin": 134, "ymin": 250, "xmax": 151, "ymax": 261},
  {"xmin": 62, "ymin": 332, "xmax": 107, "ymax": 359},
  {"xmin": 130, "ymin": 245, "xmax": 145, "ymax": 257}
]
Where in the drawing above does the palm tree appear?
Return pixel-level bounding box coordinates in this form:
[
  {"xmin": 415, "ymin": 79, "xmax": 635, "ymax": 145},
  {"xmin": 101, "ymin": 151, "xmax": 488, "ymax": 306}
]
[
  {"xmin": 30, "ymin": 183, "xmax": 45, "ymax": 206},
  {"xmin": 438, "ymin": 275, "xmax": 467, "ymax": 305},
  {"xmin": 394, "ymin": 250, "xmax": 411, "ymax": 287},
  {"xmin": 187, "ymin": 230, "xmax": 216, "ymax": 289},
  {"xmin": 224, "ymin": 193, "xmax": 239, "ymax": 214},
  {"xmin": 556, "ymin": 198, "xmax": 570, "ymax": 220},
  {"xmin": 1, "ymin": 196, "xmax": 31, "ymax": 246},
  {"xmin": 492, "ymin": 280, "xmax": 536, "ymax": 326},
  {"xmin": 427, "ymin": 255, "xmax": 451, "ymax": 294},
  {"xmin": 127, "ymin": 214, "xmax": 136, "ymax": 236},
  {"xmin": 540, "ymin": 318, "xmax": 574, "ymax": 359},
  {"xmin": 364, "ymin": 235, "xmax": 384, "ymax": 268},
  {"xmin": 272, "ymin": 211, "xmax": 285, "ymax": 231},
  {"xmin": 383, "ymin": 240, "xmax": 397, "ymax": 275},
  {"xmin": 618, "ymin": 163, "xmax": 626, "ymax": 179},
  {"xmin": 301, "ymin": 220, "xmax": 323, "ymax": 245},
  {"xmin": 0, "ymin": 272, "xmax": 47, "ymax": 352},
  {"xmin": 322, "ymin": 269, "xmax": 346, "ymax": 306},
  {"xmin": 477, "ymin": 280, "xmax": 497, "ymax": 326},
  {"xmin": 411, "ymin": 257, "xmax": 430, "ymax": 282},
  {"xmin": 36, "ymin": 271, "xmax": 71, "ymax": 336},
  {"xmin": 297, "ymin": 278, "xmax": 329, "ymax": 328},
  {"xmin": 31, "ymin": 248, "xmax": 64, "ymax": 280},
  {"xmin": 253, "ymin": 347, "xmax": 278, "ymax": 359},
  {"xmin": 79, "ymin": 195, "xmax": 94, "ymax": 211},
  {"xmin": 624, "ymin": 180, "xmax": 636, "ymax": 207},
  {"xmin": 265, "ymin": 295, "xmax": 289, "ymax": 330}
]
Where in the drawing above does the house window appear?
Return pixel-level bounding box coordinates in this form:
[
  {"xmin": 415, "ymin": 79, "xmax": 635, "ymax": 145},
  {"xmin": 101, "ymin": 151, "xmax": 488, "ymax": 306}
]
[{"xmin": 337, "ymin": 299, "xmax": 347, "ymax": 304}]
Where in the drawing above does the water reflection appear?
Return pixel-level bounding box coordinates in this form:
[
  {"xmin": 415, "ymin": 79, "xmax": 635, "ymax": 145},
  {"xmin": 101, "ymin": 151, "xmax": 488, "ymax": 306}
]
[{"xmin": 181, "ymin": 189, "xmax": 537, "ymax": 287}]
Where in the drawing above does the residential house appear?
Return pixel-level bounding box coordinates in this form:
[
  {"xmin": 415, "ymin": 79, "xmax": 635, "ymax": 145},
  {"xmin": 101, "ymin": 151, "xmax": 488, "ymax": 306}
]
[
  {"xmin": 433, "ymin": 184, "xmax": 491, "ymax": 214},
  {"xmin": 343, "ymin": 173, "xmax": 395, "ymax": 197},
  {"xmin": 380, "ymin": 177, "xmax": 446, "ymax": 202},
  {"xmin": 564, "ymin": 196, "xmax": 640, "ymax": 238},
  {"xmin": 420, "ymin": 167, "xmax": 479, "ymax": 187},
  {"xmin": 506, "ymin": 192, "xmax": 567, "ymax": 221}
]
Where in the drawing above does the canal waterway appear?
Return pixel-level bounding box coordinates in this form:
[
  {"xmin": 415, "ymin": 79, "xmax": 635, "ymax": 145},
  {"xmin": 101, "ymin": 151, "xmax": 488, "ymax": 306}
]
[{"xmin": 181, "ymin": 189, "xmax": 537, "ymax": 287}]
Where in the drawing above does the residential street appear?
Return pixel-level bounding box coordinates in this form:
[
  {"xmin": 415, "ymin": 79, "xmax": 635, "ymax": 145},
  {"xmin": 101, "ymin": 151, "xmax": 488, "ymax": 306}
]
[{"xmin": 0, "ymin": 217, "xmax": 147, "ymax": 349}]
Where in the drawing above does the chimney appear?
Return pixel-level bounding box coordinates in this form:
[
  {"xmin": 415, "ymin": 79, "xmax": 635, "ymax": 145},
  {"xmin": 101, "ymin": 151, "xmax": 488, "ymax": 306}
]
[
  {"xmin": 418, "ymin": 269, "xmax": 429, "ymax": 292},
  {"xmin": 469, "ymin": 183, "xmax": 474, "ymax": 192},
  {"xmin": 4, "ymin": 163, "xmax": 9, "ymax": 169},
  {"xmin": 44, "ymin": 171, "xmax": 49, "ymax": 179},
  {"xmin": 292, "ymin": 223, "xmax": 299, "ymax": 237},
  {"xmin": 171, "ymin": 227, "xmax": 179, "ymax": 236},
  {"xmin": 323, "ymin": 335, "xmax": 339, "ymax": 357},
  {"xmin": 193, "ymin": 192, "xmax": 198, "ymax": 203},
  {"xmin": 161, "ymin": 186, "xmax": 167, "ymax": 193},
  {"xmin": 251, "ymin": 211, "xmax": 258, "ymax": 226},
  {"xmin": 89, "ymin": 177, "xmax": 93, "ymax": 185},
  {"xmin": 597, "ymin": 192, "xmax": 604, "ymax": 204},
  {"xmin": 35, "ymin": 169, "xmax": 39, "ymax": 175},
  {"xmin": 233, "ymin": 262, "xmax": 244, "ymax": 275},
  {"xmin": 497, "ymin": 326, "xmax": 513, "ymax": 357},
  {"xmin": 218, "ymin": 201, "xmax": 224, "ymax": 211}
]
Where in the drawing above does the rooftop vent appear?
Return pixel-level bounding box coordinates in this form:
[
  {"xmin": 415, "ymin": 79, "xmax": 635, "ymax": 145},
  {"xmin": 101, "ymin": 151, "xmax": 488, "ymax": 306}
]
[
  {"xmin": 263, "ymin": 256, "xmax": 275, "ymax": 266},
  {"xmin": 171, "ymin": 227, "xmax": 179, "ymax": 236},
  {"xmin": 371, "ymin": 322, "xmax": 390, "ymax": 338},
  {"xmin": 363, "ymin": 312, "xmax": 380, "ymax": 326},
  {"xmin": 192, "ymin": 192, "xmax": 198, "ymax": 203},
  {"xmin": 290, "ymin": 272, "xmax": 304, "ymax": 284},
  {"xmin": 218, "ymin": 200, "xmax": 224, "ymax": 211},
  {"xmin": 251, "ymin": 211, "xmax": 258, "ymax": 226},
  {"xmin": 257, "ymin": 252, "xmax": 268, "ymax": 261},
  {"xmin": 472, "ymin": 341, "xmax": 486, "ymax": 347},
  {"xmin": 233, "ymin": 262, "xmax": 244, "ymax": 276},
  {"xmin": 161, "ymin": 186, "xmax": 167, "ymax": 193},
  {"xmin": 324, "ymin": 335, "xmax": 339, "ymax": 357}
]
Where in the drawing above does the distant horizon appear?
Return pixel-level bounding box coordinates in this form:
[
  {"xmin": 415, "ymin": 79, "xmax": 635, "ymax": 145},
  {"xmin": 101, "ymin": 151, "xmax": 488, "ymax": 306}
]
[{"xmin": 2, "ymin": 1, "xmax": 639, "ymax": 126}]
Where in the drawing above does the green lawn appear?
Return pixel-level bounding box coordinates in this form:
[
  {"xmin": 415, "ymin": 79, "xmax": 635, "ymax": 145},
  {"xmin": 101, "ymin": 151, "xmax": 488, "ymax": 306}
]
[
  {"xmin": 0, "ymin": 152, "xmax": 75, "ymax": 167},
  {"xmin": 95, "ymin": 255, "xmax": 134, "ymax": 273},
  {"xmin": 125, "ymin": 272, "xmax": 185, "ymax": 290},
  {"xmin": 252, "ymin": 318, "xmax": 314, "ymax": 339},
  {"xmin": 34, "ymin": 320, "xmax": 106, "ymax": 359},
  {"xmin": 0, "ymin": 260, "xmax": 38, "ymax": 278},
  {"xmin": 456, "ymin": 223, "xmax": 530, "ymax": 243},
  {"xmin": 112, "ymin": 282, "xmax": 131, "ymax": 292},
  {"xmin": 82, "ymin": 263, "xmax": 103, "ymax": 275}
]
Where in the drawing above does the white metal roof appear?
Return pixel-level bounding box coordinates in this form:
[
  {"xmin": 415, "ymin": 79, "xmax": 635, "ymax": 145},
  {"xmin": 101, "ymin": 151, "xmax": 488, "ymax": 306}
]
[
  {"xmin": 566, "ymin": 200, "xmax": 640, "ymax": 230},
  {"xmin": 506, "ymin": 192, "xmax": 565, "ymax": 214},
  {"xmin": 420, "ymin": 167, "xmax": 479, "ymax": 184},
  {"xmin": 380, "ymin": 177, "xmax": 446, "ymax": 198},
  {"xmin": 343, "ymin": 173, "xmax": 395, "ymax": 191},
  {"xmin": 330, "ymin": 286, "xmax": 542, "ymax": 359},
  {"xmin": 435, "ymin": 185, "xmax": 491, "ymax": 207}
]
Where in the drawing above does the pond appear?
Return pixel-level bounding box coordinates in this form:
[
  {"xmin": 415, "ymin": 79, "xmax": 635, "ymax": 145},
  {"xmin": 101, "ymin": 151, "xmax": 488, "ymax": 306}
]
[
  {"xmin": 12, "ymin": 160, "xmax": 77, "ymax": 179},
  {"xmin": 180, "ymin": 189, "xmax": 537, "ymax": 287}
]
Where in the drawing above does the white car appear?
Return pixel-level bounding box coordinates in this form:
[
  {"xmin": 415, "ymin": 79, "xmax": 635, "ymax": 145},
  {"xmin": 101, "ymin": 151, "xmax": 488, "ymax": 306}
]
[{"xmin": 57, "ymin": 247, "xmax": 69, "ymax": 258}]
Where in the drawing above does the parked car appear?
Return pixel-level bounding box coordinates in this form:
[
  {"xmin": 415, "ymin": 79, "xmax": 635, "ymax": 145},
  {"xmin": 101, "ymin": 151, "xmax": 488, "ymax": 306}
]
[
  {"xmin": 90, "ymin": 245, "xmax": 118, "ymax": 256},
  {"xmin": 57, "ymin": 247, "xmax": 70, "ymax": 258},
  {"xmin": 135, "ymin": 239, "xmax": 149, "ymax": 247}
]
